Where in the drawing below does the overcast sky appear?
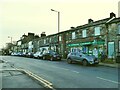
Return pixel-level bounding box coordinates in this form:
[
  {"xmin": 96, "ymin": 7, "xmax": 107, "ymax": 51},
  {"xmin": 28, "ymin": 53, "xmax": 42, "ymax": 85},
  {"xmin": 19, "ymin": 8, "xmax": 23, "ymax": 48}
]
[{"xmin": 0, "ymin": 0, "xmax": 119, "ymax": 49}]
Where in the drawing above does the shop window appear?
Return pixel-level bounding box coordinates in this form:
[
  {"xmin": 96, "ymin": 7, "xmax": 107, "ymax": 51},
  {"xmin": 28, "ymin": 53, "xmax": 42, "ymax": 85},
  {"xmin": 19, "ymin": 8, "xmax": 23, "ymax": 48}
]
[
  {"xmin": 94, "ymin": 27, "xmax": 100, "ymax": 36},
  {"xmin": 72, "ymin": 32, "xmax": 76, "ymax": 39},
  {"xmin": 82, "ymin": 29, "xmax": 87, "ymax": 37}
]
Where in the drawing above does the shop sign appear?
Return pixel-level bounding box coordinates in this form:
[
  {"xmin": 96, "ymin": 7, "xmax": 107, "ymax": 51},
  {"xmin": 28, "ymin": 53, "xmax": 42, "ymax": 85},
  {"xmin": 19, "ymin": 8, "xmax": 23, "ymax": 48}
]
[
  {"xmin": 92, "ymin": 41, "xmax": 105, "ymax": 45},
  {"xmin": 67, "ymin": 41, "xmax": 105, "ymax": 47},
  {"xmin": 67, "ymin": 43, "xmax": 79, "ymax": 47},
  {"xmin": 80, "ymin": 42, "xmax": 92, "ymax": 45}
]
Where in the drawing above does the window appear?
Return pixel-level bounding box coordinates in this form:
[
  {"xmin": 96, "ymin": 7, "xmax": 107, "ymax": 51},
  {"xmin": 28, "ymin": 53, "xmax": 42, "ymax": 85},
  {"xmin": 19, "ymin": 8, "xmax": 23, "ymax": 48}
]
[
  {"xmin": 118, "ymin": 41, "xmax": 120, "ymax": 52},
  {"xmin": 95, "ymin": 27, "xmax": 100, "ymax": 36},
  {"xmin": 49, "ymin": 38, "xmax": 51, "ymax": 43},
  {"xmin": 82, "ymin": 29, "xmax": 87, "ymax": 37},
  {"xmin": 59, "ymin": 36, "xmax": 62, "ymax": 41},
  {"xmin": 44, "ymin": 39, "xmax": 46, "ymax": 44},
  {"xmin": 118, "ymin": 25, "xmax": 120, "ymax": 34},
  {"xmin": 72, "ymin": 32, "xmax": 76, "ymax": 39}
]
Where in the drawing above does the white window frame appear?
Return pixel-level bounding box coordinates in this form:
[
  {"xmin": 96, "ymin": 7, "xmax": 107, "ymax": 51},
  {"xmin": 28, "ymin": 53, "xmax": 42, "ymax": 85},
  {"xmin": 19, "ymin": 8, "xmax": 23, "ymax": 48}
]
[
  {"xmin": 44, "ymin": 39, "xmax": 46, "ymax": 44},
  {"xmin": 82, "ymin": 29, "xmax": 87, "ymax": 37},
  {"xmin": 118, "ymin": 25, "xmax": 120, "ymax": 34},
  {"xmin": 72, "ymin": 32, "xmax": 76, "ymax": 39},
  {"xmin": 59, "ymin": 36, "xmax": 62, "ymax": 41},
  {"xmin": 118, "ymin": 40, "xmax": 120, "ymax": 52},
  {"xmin": 95, "ymin": 27, "xmax": 100, "ymax": 36}
]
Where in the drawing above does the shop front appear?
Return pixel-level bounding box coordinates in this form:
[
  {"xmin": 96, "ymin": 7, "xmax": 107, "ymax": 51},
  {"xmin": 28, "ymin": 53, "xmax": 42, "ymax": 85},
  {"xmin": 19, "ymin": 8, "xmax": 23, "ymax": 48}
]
[{"xmin": 67, "ymin": 40, "xmax": 105, "ymax": 55}]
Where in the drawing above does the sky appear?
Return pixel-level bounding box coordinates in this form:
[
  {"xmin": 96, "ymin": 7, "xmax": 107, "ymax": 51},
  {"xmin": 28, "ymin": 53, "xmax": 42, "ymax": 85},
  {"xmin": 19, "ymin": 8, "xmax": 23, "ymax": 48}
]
[{"xmin": 0, "ymin": 0, "xmax": 119, "ymax": 49}]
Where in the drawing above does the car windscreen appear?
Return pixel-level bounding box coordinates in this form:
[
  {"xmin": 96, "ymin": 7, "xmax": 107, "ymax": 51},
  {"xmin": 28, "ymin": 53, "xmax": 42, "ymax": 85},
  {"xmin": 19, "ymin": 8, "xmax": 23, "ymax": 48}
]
[{"xmin": 49, "ymin": 51, "xmax": 58, "ymax": 55}]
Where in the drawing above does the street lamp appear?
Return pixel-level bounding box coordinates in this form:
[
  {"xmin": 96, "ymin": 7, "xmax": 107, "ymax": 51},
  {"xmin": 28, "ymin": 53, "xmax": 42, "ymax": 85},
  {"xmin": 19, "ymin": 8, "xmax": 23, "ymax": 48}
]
[
  {"xmin": 51, "ymin": 9, "xmax": 60, "ymax": 53},
  {"xmin": 51, "ymin": 9, "xmax": 60, "ymax": 33},
  {"xmin": 8, "ymin": 36, "xmax": 12, "ymax": 44}
]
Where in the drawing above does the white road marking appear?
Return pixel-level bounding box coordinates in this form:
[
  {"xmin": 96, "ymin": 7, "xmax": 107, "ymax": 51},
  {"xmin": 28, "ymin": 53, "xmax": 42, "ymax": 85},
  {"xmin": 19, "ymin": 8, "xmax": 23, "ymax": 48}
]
[
  {"xmin": 52, "ymin": 66, "xmax": 69, "ymax": 71},
  {"xmin": 59, "ymin": 67, "xmax": 69, "ymax": 71},
  {"xmin": 96, "ymin": 77, "xmax": 120, "ymax": 84},
  {"xmin": 72, "ymin": 70, "xmax": 79, "ymax": 74}
]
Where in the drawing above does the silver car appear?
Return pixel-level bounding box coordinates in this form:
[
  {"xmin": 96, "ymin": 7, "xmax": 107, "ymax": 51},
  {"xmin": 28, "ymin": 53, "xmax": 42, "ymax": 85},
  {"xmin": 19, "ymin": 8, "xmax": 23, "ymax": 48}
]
[
  {"xmin": 67, "ymin": 52, "xmax": 99, "ymax": 66},
  {"xmin": 33, "ymin": 51, "xmax": 43, "ymax": 59}
]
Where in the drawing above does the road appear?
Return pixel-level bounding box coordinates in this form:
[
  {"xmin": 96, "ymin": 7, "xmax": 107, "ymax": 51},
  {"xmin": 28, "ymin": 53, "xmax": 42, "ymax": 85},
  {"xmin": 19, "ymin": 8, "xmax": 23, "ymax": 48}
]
[{"xmin": 0, "ymin": 56, "xmax": 119, "ymax": 88}]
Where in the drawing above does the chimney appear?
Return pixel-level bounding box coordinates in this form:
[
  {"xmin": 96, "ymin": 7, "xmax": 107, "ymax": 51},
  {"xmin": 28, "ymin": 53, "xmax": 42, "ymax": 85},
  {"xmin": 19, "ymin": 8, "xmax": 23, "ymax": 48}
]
[
  {"xmin": 88, "ymin": 19, "xmax": 94, "ymax": 24},
  {"xmin": 110, "ymin": 12, "xmax": 116, "ymax": 18},
  {"xmin": 41, "ymin": 32, "xmax": 46, "ymax": 37},
  {"xmin": 70, "ymin": 27, "xmax": 75, "ymax": 29}
]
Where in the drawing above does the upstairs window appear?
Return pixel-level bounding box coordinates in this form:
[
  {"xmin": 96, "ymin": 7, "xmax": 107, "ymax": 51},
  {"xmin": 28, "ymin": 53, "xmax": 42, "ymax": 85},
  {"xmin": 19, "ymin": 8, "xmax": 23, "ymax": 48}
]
[
  {"xmin": 95, "ymin": 27, "xmax": 100, "ymax": 36},
  {"xmin": 118, "ymin": 25, "xmax": 120, "ymax": 34},
  {"xmin": 59, "ymin": 36, "xmax": 62, "ymax": 41},
  {"xmin": 44, "ymin": 39, "xmax": 46, "ymax": 44},
  {"xmin": 82, "ymin": 29, "xmax": 87, "ymax": 37},
  {"xmin": 72, "ymin": 32, "xmax": 76, "ymax": 39}
]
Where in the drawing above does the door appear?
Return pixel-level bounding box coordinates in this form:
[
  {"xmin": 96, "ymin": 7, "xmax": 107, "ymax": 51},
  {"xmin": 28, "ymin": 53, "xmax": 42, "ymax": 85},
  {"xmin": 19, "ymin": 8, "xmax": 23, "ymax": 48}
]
[
  {"xmin": 108, "ymin": 42, "xmax": 115, "ymax": 58},
  {"xmin": 75, "ymin": 52, "xmax": 83, "ymax": 62}
]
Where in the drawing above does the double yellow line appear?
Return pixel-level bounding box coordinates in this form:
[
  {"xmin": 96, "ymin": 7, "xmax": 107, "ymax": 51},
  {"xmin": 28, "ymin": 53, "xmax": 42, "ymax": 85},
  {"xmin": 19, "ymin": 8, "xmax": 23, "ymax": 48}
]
[{"xmin": 2, "ymin": 68, "xmax": 56, "ymax": 90}]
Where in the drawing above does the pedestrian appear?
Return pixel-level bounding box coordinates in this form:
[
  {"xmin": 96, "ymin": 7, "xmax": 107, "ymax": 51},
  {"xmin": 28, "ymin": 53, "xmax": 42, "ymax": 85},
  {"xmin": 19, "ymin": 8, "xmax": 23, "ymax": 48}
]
[{"xmin": 93, "ymin": 47, "xmax": 98, "ymax": 58}]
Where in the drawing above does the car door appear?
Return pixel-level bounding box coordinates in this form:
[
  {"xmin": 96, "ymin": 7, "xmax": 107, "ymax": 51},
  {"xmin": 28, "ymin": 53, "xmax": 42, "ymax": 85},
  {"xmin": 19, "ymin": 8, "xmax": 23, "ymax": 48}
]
[
  {"xmin": 71, "ymin": 52, "xmax": 77, "ymax": 61},
  {"xmin": 75, "ymin": 52, "xmax": 83, "ymax": 62},
  {"xmin": 45, "ymin": 51, "xmax": 51, "ymax": 60}
]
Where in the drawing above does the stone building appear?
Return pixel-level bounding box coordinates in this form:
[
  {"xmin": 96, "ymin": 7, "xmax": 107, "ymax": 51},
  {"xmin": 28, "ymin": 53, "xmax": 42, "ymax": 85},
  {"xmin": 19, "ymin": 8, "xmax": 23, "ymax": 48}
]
[{"xmin": 11, "ymin": 12, "xmax": 120, "ymax": 60}]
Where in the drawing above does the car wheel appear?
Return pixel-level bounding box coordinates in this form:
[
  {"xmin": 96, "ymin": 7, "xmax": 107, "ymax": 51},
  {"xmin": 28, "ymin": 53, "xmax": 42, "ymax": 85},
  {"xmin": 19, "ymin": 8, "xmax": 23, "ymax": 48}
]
[
  {"xmin": 82, "ymin": 60, "xmax": 88, "ymax": 66},
  {"xmin": 50, "ymin": 57, "xmax": 53, "ymax": 61},
  {"xmin": 67, "ymin": 58, "xmax": 72, "ymax": 64},
  {"xmin": 42, "ymin": 56, "xmax": 45, "ymax": 60}
]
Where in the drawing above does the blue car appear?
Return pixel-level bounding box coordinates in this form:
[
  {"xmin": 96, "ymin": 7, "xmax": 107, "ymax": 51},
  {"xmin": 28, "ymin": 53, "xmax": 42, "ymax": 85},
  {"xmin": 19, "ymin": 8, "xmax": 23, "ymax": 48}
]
[{"xmin": 67, "ymin": 52, "xmax": 99, "ymax": 66}]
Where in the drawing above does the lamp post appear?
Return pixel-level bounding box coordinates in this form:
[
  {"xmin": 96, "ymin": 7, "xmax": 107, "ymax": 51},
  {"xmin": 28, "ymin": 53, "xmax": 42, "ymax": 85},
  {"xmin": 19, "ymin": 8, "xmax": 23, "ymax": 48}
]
[
  {"xmin": 51, "ymin": 9, "xmax": 60, "ymax": 53},
  {"xmin": 51, "ymin": 9, "xmax": 60, "ymax": 33}
]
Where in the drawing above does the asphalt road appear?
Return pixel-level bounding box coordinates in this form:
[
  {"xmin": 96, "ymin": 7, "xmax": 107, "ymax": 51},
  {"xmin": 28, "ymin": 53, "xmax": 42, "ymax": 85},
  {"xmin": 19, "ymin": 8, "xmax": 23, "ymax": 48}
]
[{"xmin": 0, "ymin": 56, "xmax": 119, "ymax": 88}]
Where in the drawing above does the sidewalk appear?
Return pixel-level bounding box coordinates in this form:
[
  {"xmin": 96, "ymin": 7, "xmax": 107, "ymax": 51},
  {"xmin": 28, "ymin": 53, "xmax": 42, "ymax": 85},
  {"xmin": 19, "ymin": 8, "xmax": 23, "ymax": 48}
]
[
  {"xmin": 99, "ymin": 62, "xmax": 120, "ymax": 68},
  {"xmin": 0, "ymin": 60, "xmax": 43, "ymax": 88}
]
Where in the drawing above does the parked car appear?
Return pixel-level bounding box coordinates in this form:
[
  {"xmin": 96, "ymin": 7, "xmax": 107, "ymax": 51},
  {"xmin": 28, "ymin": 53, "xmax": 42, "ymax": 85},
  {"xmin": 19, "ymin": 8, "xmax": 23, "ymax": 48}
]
[
  {"xmin": 42, "ymin": 50, "xmax": 61, "ymax": 61},
  {"xmin": 33, "ymin": 51, "xmax": 43, "ymax": 59},
  {"xmin": 11, "ymin": 52, "xmax": 18, "ymax": 56},
  {"xmin": 26, "ymin": 52, "xmax": 34, "ymax": 58},
  {"xmin": 22, "ymin": 52, "xmax": 27, "ymax": 57},
  {"xmin": 67, "ymin": 52, "xmax": 99, "ymax": 66}
]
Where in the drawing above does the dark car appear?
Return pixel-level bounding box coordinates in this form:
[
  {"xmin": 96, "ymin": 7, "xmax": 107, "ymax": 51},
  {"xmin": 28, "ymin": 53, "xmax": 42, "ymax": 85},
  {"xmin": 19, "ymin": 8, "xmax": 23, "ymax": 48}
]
[
  {"xmin": 42, "ymin": 50, "xmax": 61, "ymax": 61},
  {"xmin": 26, "ymin": 52, "xmax": 34, "ymax": 58},
  {"xmin": 67, "ymin": 52, "xmax": 99, "ymax": 66}
]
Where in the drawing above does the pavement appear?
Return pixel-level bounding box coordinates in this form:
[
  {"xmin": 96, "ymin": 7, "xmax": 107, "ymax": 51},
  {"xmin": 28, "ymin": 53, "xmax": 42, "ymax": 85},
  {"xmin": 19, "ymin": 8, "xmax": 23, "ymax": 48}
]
[
  {"xmin": 99, "ymin": 62, "xmax": 120, "ymax": 68},
  {"xmin": 0, "ymin": 60, "xmax": 44, "ymax": 88}
]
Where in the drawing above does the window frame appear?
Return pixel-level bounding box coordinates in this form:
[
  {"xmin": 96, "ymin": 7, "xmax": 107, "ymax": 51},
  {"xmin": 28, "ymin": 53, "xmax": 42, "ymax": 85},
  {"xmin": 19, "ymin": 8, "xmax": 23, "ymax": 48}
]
[
  {"xmin": 82, "ymin": 29, "xmax": 87, "ymax": 38},
  {"xmin": 94, "ymin": 26, "xmax": 100, "ymax": 36},
  {"xmin": 72, "ymin": 32, "xmax": 76, "ymax": 39}
]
